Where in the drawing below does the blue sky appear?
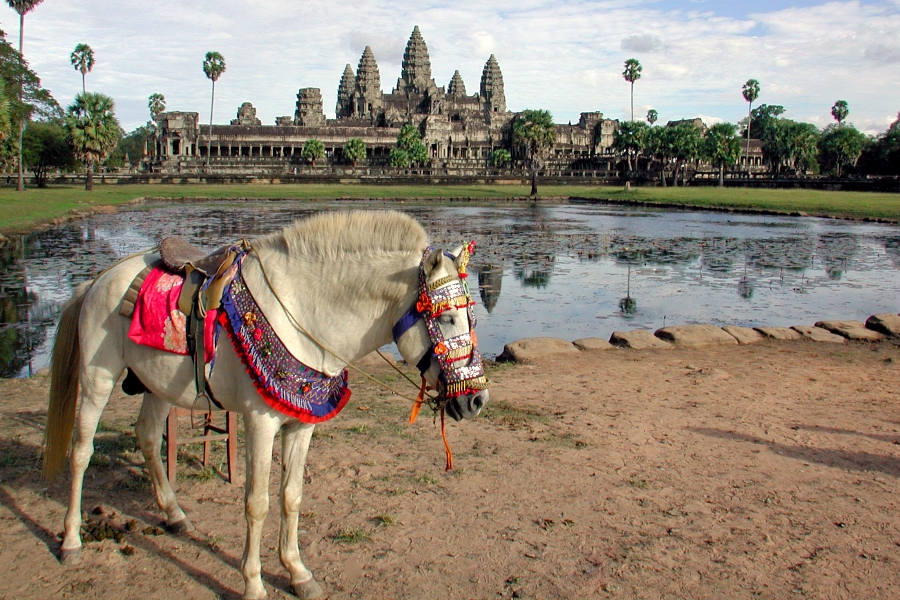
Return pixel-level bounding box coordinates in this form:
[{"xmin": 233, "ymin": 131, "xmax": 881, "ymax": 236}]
[{"xmin": 3, "ymin": 0, "xmax": 899, "ymax": 134}]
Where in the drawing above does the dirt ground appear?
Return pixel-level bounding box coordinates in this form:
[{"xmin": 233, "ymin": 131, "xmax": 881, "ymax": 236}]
[{"xmin": 1, "ymin": 339, "xmax": 900, "ymax": 600}]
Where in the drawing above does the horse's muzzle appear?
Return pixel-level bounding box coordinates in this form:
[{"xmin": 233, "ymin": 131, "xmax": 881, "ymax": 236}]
[{"xmin": 444, "ymin": 389, "xmax": 489, "ymax": 421}]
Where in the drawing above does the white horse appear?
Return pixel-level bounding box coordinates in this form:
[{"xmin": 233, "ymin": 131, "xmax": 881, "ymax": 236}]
[{"xmin": 42, "ymin": 210, "xmax": 489, "ymax": 599}]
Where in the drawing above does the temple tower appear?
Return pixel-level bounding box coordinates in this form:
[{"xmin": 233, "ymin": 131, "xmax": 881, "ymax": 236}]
[
  {"xmin": 335, "ymin": 64, "xmax": 355, "ymax": 118},
  {"xmin": 480, "ymin": 54, "xmax": 506, "ymax": 114},
  {"xmin": 447, "ymin": 70, "xmax": 467, "ymax": 97},
  {"xmin": 395, "ymin": 25, "xmax": 433, "ymax": 95},
  {"xmin": 294, "ymin": 88, "xmax": 326, "ymax": 126},
  {"xmin": 353, "ymin": 46, "xmax": 383, "ymax": 120}
]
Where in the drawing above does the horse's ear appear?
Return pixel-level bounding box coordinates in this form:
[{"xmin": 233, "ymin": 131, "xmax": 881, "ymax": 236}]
[
  {"xmin": 423, "ymin": 248, "xmax": 444, "ymax": 278},
  {"xmin": 449, "ymin": 244, "xmax": 465, "ymax": 261}
]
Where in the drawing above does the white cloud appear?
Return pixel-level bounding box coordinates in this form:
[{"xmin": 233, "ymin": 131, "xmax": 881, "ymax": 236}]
[{"xmin": 6, "ymin": 0, "xmax": 899, "ymax": 133}]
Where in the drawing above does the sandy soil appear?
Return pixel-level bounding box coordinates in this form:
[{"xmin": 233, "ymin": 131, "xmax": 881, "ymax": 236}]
[{"xmin": 1, "ymin": 339, "xmax": 900, "ymax": 600}]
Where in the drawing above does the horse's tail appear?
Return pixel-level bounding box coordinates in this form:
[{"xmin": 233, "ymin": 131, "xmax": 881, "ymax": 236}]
[{"xmin": 42, "ymin": 280, "xmax": 92, "ymax": 482}]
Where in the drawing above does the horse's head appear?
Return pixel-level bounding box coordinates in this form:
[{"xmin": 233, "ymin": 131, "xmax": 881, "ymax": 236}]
[{"xmin": 394, "ymin": 242, "xmax": 490, "ymax": 421}]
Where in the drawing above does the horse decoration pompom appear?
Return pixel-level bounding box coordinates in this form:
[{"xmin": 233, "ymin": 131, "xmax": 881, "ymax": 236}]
[{"xmin": 41, "ymin": 210, "xmax": 489, "ymax": 600}]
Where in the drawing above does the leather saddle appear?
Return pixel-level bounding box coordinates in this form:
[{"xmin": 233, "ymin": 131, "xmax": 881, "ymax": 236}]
[{"xmin": 158, "ymin": 236, "xmax": 249, "ymax": 317}]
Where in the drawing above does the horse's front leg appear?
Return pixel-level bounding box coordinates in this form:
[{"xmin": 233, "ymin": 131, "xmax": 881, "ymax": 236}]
[
  {"xmin": 241, "ymin": 411, "xmax": 284, "ymax": 600},
  {"xmin": 279, "ymin": 421, "xmax": 323, "ymax": 599},
  {"xmin": 135, "ymin": 393, "xmax": 193, "ymax": 532}
]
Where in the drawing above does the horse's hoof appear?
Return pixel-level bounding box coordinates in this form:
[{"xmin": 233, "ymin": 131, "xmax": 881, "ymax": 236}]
[
  {"xmin": 166, "ymin": 518, "xmax": 195, "ymax": 534},
  {"xmin": 292, "ymin": 578, "xmax": 324, "ymax": 599},
  {"xmin": 60, "ymin": 546, "xmax": 83, "ymax": 565}
]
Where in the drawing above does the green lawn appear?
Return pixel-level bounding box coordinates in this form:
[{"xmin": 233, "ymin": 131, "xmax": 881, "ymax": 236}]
[{"xmin": 1, "ymin": 183, "xmax": 898, "ymax": 233}]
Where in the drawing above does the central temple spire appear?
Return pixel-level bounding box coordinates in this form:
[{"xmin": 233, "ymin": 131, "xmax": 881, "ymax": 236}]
[{"xmin": 398, "ymin": 25, "xmax": 432, "ymax": 95}]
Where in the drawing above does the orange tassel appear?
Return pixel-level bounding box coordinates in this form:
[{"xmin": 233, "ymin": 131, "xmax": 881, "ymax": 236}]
[
  {"xmin": 441, "ymin": 408, "xmax": 454, "ymax": 471},
  {"xmin": 408, "ymin": 377, "xmax": 427, "ymax": 423}
]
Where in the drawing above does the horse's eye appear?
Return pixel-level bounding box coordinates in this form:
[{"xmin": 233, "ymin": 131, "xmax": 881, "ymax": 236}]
[{"xmin": 438, "ymin": 314, "xmax": 454, "ymax": 325}]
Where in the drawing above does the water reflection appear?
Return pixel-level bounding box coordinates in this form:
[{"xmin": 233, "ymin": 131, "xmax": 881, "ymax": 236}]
[{"xmin": 2, "ymin": 200, "xmax": 899, "ymax": 376}]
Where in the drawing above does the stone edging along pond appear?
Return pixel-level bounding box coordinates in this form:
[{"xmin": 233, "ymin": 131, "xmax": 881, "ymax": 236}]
[{"xmin": 495, "ymin": 315, "xmax": 900, "ymax": 363}]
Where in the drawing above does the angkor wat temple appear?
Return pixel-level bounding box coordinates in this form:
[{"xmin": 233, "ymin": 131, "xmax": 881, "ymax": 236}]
[{"xmin": 150, "ymin": 26, "xmax": 620, "ymax": 174}]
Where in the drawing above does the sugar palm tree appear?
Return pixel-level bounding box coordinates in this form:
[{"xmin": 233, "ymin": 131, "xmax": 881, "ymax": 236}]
[
  {"xmin": 622, "ymin": 58, "xmax": 642, "ymax": 122},
  {"xmin": 703, "ymin": 122, "xmax": 742, "ymax": 186},
  {"xmin": 831, "ymin": 100, "xmax": 848, "ymax": 127},
  {"xmin": 202, "ymin": 51, "xmax": 226, "ymax": 168},
  {"xmin": 7, "ymin": 0, "xmax": 45, "ymax": 191},
  {"xmin": 512, "ymin": 109, "xmax": 556, "ymax": 197},
  {"xmin": 70, "ymin": 44, "xmax": 94, "ymax": 94},
  {"xmin": 64, "ymin": 92, "xmax": 121, "ymax": 191},
  {"xmin": 646, "ymin": 109, "xmax": 658, "ymax": 126},
  {"xmin": 741, "ymin": 79, "xmax": 760, "ymax": 173},
  {"xmin": 148, "ymin": 93, "xmax": 166, "ymax": 121}
]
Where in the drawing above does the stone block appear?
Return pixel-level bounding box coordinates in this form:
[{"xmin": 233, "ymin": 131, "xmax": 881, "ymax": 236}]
[
  {"xmin": 609, "ymin": 329, "xmax": 673, "ymax": 350},
  {"xmin": 791, "ymin": 325, "xmax": 846, "ymax": 343},
  {"xmin": 654, "ymin": 324, "xmax": 738, "ymax": 347},
  {"xmin": 865, "ymin": 314, "xmax": 900, "ymax": 337},
  {"xmin": 754, "ymin": 326, "xmax": 803, "ymax": 341},
  {"xmin": 815, "ymin": 320, "xmax": 885, "ymax": 342},
  {"xmin": 572, "ymin": 337, "xmax": 614, "ymax": 351},
  {"xmin": 721, "ymin": 326, "xmax": 764, "ymax": 345},
  {"xmin": 495, "ymin": 337, "xmax": 580, "ymax": 363}
]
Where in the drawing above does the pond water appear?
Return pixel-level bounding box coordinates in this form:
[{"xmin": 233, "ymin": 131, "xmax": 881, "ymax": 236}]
[{"xmin": 2, "ymin": 199, "xmax": 899, "ymax": 378}]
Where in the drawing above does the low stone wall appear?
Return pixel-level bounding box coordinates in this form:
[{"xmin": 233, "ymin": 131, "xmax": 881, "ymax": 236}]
[{"xmin": 495, "ymin": 314, "xmax": 900, "ymax": 363}]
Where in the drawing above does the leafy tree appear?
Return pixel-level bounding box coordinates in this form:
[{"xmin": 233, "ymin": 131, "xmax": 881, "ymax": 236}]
[
  {"xmin": 831, "ymin": 100, "xmax": 848, "ymax": 126},
  {"xmin": 491, "ymin": 148, "xmax": 511, "ymax": 167},
  {"xmin": 818, "ymin": 123, "xmax": 868, "ymax": 176},
  {"xmin": 622, "ymin": 58, "xmax": 642, "ymax": 122},
  {"xmin": 646, "ymin": 109, "xmax": 658, "ymax": 126},
  {"xmin": 512, "ymin": 109, "xmax": 556, "ymax": 197},
  {"xmin": 613, "ymin": 120, "xmax": 648, "ymax": 171},
  {"xmin": 6, "ymin": 0, "xmax": 46, "ymax": 191},
  {"xmin": 858, "ymin": 114, "xmax": 900, "ymax": 175},
  {"xmin": 64, "ymin": 92, "xmax": 121, "ymax": 191},
  {"xmin": 343, "ymin": 137, "xmax": 366, "ymax": 165},
  {"xmin": 765, "ymin": 119, "xmax": 820, "ymax": 175},
  {"xmin": 23, "ymin": 120, "xmax": 76, "ymax": 186},
  {"xmin": 148, "ymin": 92, "xmax": 166, "ymax": 122},
  {"xmin": 396, "ymin": 123, "xmax": 427, "ymax": 166},
  {"xmin": 645, "ymin": 125, "xmax": 674, "ymax": 186},
  {"xmin": 703, "ymin": 122, "xmax": 741, "ymax": 186},
  {"xmin": 389, "ymin": 147, "xmax": 410, "ymax": 168},
  {"xmin": 670, "ymin": 121, "xmax": 704, "ymax": 186},
  {"xmin": 741, "ymin": 79, "xmax": 760, "ymax": 172},
  {"xmin": 302, "ymin": 139, "xmax": 325, "ymax": 165},
  {"xmin": 70, "ymin": 43, "xmax": 94, "ymax": 94},
  {"xmin": 202, "ymin": 51, "xmax": 226, "ymax": 169},
  {"xmin": 105, "ymin": 124, "xmax": 151, "ymax": 170}
]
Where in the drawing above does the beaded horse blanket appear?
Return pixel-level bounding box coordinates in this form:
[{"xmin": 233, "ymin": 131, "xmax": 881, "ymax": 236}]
[{"xmin": 128, "ymin": 259, "xmax": 350, "ymax": 423}]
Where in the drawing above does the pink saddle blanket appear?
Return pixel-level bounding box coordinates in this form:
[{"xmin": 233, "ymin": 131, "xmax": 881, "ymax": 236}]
[{"xmin": 128, "ymin": 266, "xmax": 217, "ymax": 362}]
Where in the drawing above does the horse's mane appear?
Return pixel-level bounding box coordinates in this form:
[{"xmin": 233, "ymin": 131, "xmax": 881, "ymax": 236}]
[{"xmin": 253, "ymin": 210, "xmax": 429, "ymax": 258}]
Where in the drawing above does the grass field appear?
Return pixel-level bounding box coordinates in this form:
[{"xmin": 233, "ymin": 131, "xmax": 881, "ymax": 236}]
[{"xmin": 1, "ymin": 182, "xmax": 898, "ymax": 233}]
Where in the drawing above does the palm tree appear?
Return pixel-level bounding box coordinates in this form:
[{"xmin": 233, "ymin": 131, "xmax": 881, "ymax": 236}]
[
  {"xmin": 831, "ymin": 100, "xmax": 848, "ymax": 127},
  {"xmin": 646, "ymin": 109, "xmax": 658, "ymax": 126},
  {"xmin": 622, "ymin": 58, "xmax": 642, "ymax": 122},
  {"xmin": 7, "ymin": 0, "xmax": 45, "ymax": 192},
  {"xmin": 202, "ymin": 51, "xmax": 226, "ymax": 169},
  {"xmin": 64, "ymin": 92, "xmax": 121, "ymax": 191},
  {"xmin": 70, "ymin": 44, "xmax": 94, "ymax": 94},
  {"xmin": 741, "ymin": 79, "xmax": 760, "ymax": 173},
  {"xmin": 148, "ymin": 93, "xmax": 166, "ymax": 121},
  {"xmin": 512, "ymin": 109, "xmax": 556, "ymax": 197}
]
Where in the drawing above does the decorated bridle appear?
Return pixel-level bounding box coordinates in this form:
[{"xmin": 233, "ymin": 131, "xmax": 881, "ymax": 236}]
[{"xmin": 392, "ymin": 242, "xmax": 489, "ymax": 469}]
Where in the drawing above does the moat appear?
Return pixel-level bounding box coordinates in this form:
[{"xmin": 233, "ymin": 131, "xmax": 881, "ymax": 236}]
[{"xmin": 2, "ymin": 199, "xmax": 899, "ymax": 377}]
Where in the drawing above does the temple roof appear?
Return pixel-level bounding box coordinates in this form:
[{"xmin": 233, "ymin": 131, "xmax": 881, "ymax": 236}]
[
  {"xmin": 448, "ymin": 70, "xmax": 467, "ymax": 97},
  {"xmin": 400, "ymin": 25, "xmax": 432, "ymax": 93},
  {"xmin": 355, "ymin": 46, "xmax": 381, "ymax": 95}
]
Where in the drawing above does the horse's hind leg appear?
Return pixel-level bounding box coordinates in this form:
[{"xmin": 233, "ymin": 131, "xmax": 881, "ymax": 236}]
[
  {"xmin": 61, "ymin": 365, "xmax": 120, "ymax": 564},
  {"xmin": 135, "ymin": 393, "xmax": 193, "ymax": 532},
  {"xmin": 278, "ymin": 421, "xmax": 323, "ymax": 599}
]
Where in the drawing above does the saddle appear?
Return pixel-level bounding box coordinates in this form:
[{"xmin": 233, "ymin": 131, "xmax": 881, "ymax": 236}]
[{"xmin": 120, "ymin": 237, "xmax": 252, "ymax": 414}]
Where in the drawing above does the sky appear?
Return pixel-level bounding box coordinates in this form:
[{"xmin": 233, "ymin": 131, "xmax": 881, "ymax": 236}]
[{"xmin": 3, "ymin": 0, "xmax": 899, "ymax": 134}]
